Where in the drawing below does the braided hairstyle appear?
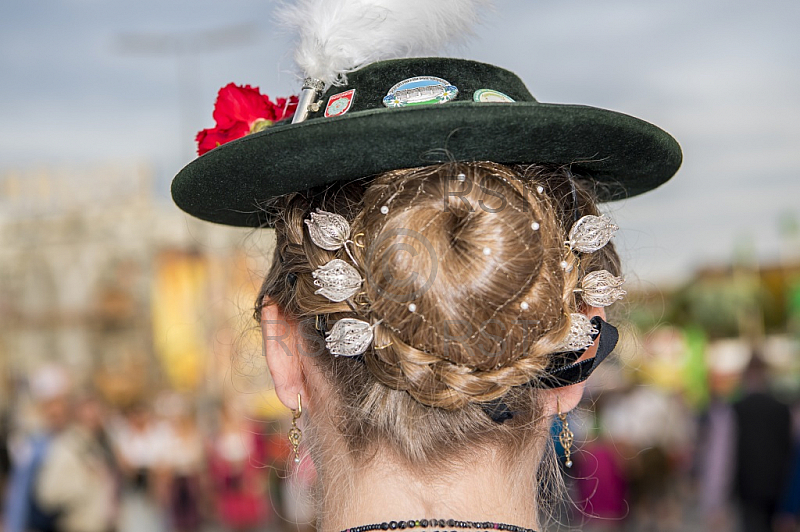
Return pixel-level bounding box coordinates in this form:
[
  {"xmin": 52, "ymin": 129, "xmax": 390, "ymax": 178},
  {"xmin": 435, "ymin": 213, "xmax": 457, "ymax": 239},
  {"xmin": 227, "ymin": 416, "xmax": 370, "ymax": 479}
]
[{"xmin": 257, "ymin": 161, "xmax": 619, "ymax": 465}]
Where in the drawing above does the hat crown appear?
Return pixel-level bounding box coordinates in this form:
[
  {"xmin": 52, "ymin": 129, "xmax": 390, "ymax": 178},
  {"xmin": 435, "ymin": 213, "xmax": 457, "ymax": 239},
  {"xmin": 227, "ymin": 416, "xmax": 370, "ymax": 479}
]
[{"xmin": 307, "ymin": 57, "xmax": 536, "ymax": 120}]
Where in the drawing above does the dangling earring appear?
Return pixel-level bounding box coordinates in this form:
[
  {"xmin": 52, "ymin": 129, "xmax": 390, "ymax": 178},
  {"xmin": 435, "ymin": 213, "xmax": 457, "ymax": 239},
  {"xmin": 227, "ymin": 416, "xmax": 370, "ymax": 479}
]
[
  {"xmin": 288, "ymin": 393, "xmax": 303, "ymax": 464},
  {"xmin": 557, "ymin": 399, "xmax": 574, "ymax": 468}
]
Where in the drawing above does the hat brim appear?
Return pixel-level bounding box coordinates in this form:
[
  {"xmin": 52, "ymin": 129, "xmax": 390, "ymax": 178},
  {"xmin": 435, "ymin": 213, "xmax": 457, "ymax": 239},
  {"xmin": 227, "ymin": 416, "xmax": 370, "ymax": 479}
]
[{"xmin": 172, "ymin": 100, "xmax": 682, "ymax": 227}]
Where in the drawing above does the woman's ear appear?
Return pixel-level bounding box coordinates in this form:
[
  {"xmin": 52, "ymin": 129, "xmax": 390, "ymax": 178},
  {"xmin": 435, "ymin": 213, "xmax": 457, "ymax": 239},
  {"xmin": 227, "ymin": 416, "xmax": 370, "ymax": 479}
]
[
  {"xmin": 261, "ymin": 303, "xmax": 305, "ymax": 410},
  {"xmin": 541, "ymin": 306, "xmax": 606, "ymax": 416}
]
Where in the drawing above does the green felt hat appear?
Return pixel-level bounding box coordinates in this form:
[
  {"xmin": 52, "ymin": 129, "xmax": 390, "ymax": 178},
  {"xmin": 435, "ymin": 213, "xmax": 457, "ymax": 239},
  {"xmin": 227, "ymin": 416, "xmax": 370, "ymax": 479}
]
[{"xmin": 172, "ymin": 57, "xmax": 682, "ymax": 227}]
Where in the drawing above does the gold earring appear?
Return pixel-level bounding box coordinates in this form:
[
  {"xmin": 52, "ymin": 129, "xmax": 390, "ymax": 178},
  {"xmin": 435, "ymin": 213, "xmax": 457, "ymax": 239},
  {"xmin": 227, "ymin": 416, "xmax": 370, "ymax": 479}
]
[
  {"xmin": 288, "ymin": 393, "xmax": 303, "ymax": 464},
  {"xmin": 557, "ymin": 399, "xmax": 574, "ymax": 468}
]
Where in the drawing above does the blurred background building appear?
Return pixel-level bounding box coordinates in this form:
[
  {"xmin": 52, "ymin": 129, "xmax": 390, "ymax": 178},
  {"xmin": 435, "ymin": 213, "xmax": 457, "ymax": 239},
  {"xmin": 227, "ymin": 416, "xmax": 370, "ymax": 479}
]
[{"xmin": 0, "ymin": 162, "xmax": 270, "ymax": 406}]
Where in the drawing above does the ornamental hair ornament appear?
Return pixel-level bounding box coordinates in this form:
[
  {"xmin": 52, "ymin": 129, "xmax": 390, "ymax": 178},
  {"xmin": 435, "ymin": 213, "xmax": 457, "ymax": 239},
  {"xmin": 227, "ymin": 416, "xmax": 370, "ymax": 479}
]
[
  {"xmin": 562, "ymin": 313, "xmax": 599, "ymax": 351},
  {"xmin": 576, "ymin": 270, "xmax": 626, "ymax": 308},
  {"xmin": 304, "ymin": 209, "xmax": 363, "ymax": 263},
  {"xmin": 566, "ymin": 214, "xmax": 618, "ymax": 253},
  {"xmin": 305, "ymin": 209, "xmax": 351, "ymax": 250},
  {"xmin": 326, "ymin": 318, "xmax": 382, "ymax": 357},
  {"xmin": 304, "ymin": 209, "xmax": 383, "ymax": 357},
  {"xmin": 312, "ymin": 259, "xmax": 363, "ymax": 302}
]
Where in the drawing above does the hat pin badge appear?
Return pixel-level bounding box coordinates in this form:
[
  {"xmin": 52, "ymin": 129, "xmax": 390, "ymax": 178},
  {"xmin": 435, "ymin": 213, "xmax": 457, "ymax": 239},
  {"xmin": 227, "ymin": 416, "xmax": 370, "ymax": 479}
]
[
  {"xmin": 325, "ymin": 89, "xmax": 356, "ymax": 118},
  {"xmin": 383, "ymin": 76, "xmax": 458, "ymax": 108}
]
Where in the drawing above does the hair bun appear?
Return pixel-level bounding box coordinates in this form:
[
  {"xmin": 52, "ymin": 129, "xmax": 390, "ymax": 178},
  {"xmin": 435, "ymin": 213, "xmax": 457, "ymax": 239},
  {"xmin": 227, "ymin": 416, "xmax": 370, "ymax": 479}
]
[{"xmin": 352, "ymin": 163, "xmax": 574, "ymax": 408}]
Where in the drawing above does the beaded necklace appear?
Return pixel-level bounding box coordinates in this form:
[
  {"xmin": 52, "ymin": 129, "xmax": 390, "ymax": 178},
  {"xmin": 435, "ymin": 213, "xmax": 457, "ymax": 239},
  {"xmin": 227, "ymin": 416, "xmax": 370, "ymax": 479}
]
[{"xmin": 340, "ymin": 519, "xmax": 537, "ymax": 532}]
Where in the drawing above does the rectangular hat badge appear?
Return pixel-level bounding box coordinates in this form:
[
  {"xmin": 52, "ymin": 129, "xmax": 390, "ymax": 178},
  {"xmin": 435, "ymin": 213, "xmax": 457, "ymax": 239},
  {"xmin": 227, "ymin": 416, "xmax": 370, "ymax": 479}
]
[{"xmin": 325, "ymin": 89, "xmax": 356, "ymax": 117}]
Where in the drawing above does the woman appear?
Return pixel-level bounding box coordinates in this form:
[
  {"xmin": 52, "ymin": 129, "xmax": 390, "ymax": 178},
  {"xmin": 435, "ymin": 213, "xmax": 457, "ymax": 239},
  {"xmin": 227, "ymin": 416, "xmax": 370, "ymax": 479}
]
[{"xmin": 171, "ymin": 2, "xmax": 681, "ymax": 530}]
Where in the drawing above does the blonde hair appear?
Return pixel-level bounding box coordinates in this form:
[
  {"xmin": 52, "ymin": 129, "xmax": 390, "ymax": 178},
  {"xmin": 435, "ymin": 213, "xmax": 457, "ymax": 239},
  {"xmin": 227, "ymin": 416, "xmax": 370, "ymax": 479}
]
[{"xmin": 257, "ymin": 162, "xmax": 619, "ymax": 467}]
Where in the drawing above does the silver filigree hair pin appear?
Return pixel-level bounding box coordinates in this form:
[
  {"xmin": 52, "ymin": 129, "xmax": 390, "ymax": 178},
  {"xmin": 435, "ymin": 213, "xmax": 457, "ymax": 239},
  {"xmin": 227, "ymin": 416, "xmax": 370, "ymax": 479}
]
[
  {"xmin": 304, "ymin": 209, "xmax": 364, "ymax": 262},
  {"xmin": 325, "ymin": 318, "xmax": 382, "ymax": 357},
  {"xmin": 566, "ymin": 214, "xmax": 619, "ymax": 253},
  {"xmin": 575, "ymin": 270, "xmax": 626, "ymax": 308},
  {"xmin": 562, "ymin": 313, "xmax": 599, "ymax": 351},
  {"xmin": 312, "ymin": 259, "xmax": 363, "ymax": 302},
  {"xmin": 305, "ymin": 209, "xmax": 350, "ymax": 250}
]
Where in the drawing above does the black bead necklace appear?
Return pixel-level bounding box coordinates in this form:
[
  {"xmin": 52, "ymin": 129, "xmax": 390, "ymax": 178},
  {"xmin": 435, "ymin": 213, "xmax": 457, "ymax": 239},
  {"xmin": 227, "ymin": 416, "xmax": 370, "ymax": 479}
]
[{"xmin": 340, "ymin": 519, "xmax": 537, "ymax": 532}]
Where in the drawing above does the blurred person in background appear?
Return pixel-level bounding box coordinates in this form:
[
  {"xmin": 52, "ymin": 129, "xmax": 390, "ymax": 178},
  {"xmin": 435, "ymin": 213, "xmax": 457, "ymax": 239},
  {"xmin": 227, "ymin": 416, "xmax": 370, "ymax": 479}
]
[
  {"xmin": 695, "ymin": 369, "xmax": 737, "ymax": 530},
  {"xmin": 571, "ymin": 398, "xmax": 629, "ymax": 530},
  {"xmin": 0, "ymin": 408, "xmax": 12, "ymax": 508},
  {"xmin": 159, "ymin": 395, "xmax": 206, "ymax": 532},
  {"xmin": 733, "ymin": 354, "xmax": 792, "ymax": 532},
  {"xmin": 774, "ymin": 398, "xmax": 800, "ymax": 531},
  {"xmin": 3, "ymin": 364, "xmax": 72, "ymax": 532},
  {"xmin": 34, "ymin": 393, "xmax": 118, "ymax": 532},
  {"xmin": 110, "ymin": 402, "xmax": 170, "ymax": 532},
  {"xmin": 601, "ymin": 385, "xmax": 694, "ymax": 530},
  {"xmin": 207, "ymin": 400, "xmax": 272, "ymax": 532}
]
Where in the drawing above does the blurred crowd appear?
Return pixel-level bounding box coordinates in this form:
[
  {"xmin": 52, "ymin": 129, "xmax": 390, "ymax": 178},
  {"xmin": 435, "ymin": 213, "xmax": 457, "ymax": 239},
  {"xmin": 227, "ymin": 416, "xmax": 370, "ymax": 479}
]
[
  {"xmin": 0, "ymin": 366, "xmax": 314, "ymax": 532},
  {"xmin": 560, "ymin": 354, "xmax": 800, "ymax": 532},
  {"xmin": 3, "ymin": 351, "xmax": 800, "ymax": 532}
]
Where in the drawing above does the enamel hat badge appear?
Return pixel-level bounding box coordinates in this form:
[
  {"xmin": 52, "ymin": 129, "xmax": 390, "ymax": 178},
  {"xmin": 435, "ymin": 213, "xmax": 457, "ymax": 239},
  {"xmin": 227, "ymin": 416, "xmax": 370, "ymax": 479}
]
[
  {"xmin": 325, "ymin": 89, "xmax": 356, "ymax": 117},
  {"xmin": 382, "ymin": 76, "xmax": 458, "ymax": 108}
]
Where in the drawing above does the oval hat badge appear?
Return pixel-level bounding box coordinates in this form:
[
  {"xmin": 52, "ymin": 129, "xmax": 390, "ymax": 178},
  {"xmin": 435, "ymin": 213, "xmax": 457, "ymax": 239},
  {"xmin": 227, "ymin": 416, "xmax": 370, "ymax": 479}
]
[
  {"xmin": 383, "ymin": 76, "xmax": 459, "ymax": 108},
  {"xmin": 473, "ymin": 89, "xmax": 515, "ymax": 103}
]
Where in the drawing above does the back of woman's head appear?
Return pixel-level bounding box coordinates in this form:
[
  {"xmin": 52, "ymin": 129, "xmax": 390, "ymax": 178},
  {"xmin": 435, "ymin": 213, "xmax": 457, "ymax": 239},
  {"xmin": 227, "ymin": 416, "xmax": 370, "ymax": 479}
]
[{"xmin": 258, "ymin": 161, "xmax": 619, "ymax": 466}]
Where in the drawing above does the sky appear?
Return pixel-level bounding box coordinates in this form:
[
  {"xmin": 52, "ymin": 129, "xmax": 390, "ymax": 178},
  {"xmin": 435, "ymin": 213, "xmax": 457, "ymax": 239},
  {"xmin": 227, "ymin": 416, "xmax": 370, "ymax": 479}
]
[{"xmin": 1, "ymin": 0, "xmax": 799, "ymax": 285}]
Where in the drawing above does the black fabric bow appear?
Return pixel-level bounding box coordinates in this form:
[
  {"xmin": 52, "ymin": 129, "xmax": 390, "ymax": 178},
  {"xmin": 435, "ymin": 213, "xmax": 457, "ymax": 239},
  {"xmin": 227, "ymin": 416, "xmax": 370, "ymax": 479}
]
[{"xmin": 481, "ymin": 317, "xmax": 619, "ymax": 423}]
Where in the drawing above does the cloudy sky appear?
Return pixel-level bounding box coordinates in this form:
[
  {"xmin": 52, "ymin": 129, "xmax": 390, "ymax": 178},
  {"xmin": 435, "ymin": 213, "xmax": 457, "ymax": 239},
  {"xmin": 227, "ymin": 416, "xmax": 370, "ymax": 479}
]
[{"xmin": 1, "ymin": 0, "xmax": 798, "ymax": 285}]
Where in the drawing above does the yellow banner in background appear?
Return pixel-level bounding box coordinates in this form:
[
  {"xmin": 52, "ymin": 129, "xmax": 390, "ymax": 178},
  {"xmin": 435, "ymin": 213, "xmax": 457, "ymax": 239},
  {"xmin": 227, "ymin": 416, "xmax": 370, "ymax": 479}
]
[{"xmin": 151, "ymin": 250, "xmax": 209, "ymax": 391}]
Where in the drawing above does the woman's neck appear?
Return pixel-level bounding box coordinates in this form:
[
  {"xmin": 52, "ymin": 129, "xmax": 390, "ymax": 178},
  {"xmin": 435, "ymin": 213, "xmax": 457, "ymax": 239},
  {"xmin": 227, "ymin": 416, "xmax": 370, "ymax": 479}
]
[{"xmin": 316, "ymin": 448, "xmax": 542, "ymax": 532}]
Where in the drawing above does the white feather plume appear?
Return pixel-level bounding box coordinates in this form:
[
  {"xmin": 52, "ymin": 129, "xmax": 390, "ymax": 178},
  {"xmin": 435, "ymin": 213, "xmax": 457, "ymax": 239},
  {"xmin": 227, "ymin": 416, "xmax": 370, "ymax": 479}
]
[{"xmin": 277, "ymin": 0, "xmax": 492, "ymax": 86}]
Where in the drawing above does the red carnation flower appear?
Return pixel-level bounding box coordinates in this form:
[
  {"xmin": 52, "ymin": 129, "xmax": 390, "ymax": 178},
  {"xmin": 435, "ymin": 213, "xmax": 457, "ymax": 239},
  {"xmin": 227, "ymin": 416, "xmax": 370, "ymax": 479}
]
[{"xmin": 195, "ymin": 83, "xmax": 298, "ymax": 156}]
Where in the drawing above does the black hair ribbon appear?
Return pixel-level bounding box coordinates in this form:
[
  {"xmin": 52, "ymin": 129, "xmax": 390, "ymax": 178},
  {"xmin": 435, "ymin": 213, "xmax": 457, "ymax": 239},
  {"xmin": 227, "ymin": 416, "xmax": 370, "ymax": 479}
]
[{"xmin": 481, "ymin": 317, "xmax": 619, "ymax": 423}]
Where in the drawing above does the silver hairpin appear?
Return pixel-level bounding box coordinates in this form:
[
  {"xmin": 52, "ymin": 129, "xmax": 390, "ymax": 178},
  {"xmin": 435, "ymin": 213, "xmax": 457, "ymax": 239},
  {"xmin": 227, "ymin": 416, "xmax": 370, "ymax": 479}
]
[
  {"xmin": 566, "ymin": 214, "xmax": 618, "ymax": 253},
  {"xmin": 304, "ymin": 209, "xmax": 363, "ymax": 263},
  {"xmin": 563, "ymin": 313, "xmax": 598, "ymax": 351},
  {"xmin": 305, "ymin": 209, "xmax": 351, "ymax": 251},
  {"xmin": 325, "ymin": 318, "xmax": 380, "ymax": 357},
  {"xmin": 577, "ymin": 270, "xmax": 626, "ymax": 307},
  {"xmin": 312, "ymin": 259, "xmax": 363, "ymax": 302}
]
